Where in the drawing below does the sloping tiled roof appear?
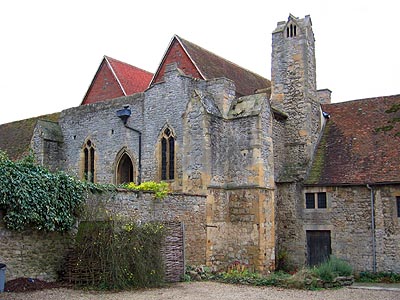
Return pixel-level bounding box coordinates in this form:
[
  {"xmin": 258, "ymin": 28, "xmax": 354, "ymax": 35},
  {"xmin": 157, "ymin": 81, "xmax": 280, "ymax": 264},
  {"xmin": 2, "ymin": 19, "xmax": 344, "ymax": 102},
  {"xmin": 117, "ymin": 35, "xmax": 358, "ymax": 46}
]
[
  {"xmin": 151, "ymin": 35, "xmax": 270, "ymax": 97},
  {"xmin": 105, "ymin": 56, "xmax": 153, "ymax": 95},
  {"xmin": 0, "ymin": 113, "xmax": 60, "ymax": 160},
  {"xmin": 306, "ymin": 94, "xmax": 400, "ymax": 185},
  {"xmin": 81, "ymin": 56, "xmax": 153, "ymax": 105}
]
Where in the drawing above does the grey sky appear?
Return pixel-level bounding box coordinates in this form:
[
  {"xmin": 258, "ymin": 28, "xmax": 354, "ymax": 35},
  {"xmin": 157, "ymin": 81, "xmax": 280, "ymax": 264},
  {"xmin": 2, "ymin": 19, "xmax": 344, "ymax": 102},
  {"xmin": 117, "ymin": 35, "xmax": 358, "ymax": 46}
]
[{"xmin": 0, "ymin": 0, "xmax": 398, "ymax": 124}]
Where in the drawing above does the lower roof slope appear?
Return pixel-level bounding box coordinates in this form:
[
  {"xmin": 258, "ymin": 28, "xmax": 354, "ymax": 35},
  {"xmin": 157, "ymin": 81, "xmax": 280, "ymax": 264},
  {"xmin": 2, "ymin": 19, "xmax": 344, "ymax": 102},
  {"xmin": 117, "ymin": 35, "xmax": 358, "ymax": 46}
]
[
  {"xmin": 306, "ymin": 94, "xmax": 400, "ymax": 186},
  {"xmin": 0, "ymin": 113, "xmax": 60, "ymax": 160}
]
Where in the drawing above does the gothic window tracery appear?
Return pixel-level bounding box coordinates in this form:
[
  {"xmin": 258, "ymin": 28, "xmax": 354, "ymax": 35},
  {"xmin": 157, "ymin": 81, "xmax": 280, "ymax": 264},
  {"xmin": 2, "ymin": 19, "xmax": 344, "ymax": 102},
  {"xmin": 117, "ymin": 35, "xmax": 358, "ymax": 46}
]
[
  {"xmin": 83, "ymin": 139, "xmax": 95, "ymax": 182},
  {"xmin": 160, "ymin": 127, "xmax": 175, "ymax": 181}
]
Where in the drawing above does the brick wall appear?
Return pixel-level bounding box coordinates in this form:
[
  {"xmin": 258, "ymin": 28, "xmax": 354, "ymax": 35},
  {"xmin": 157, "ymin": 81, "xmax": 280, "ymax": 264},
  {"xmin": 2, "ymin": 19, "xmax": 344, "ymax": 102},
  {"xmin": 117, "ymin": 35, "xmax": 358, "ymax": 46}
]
[
  {"xmin": 152, "ymin": 38, "xmax": 202, "ymax": 84},
  {"xmin": 83, "ymin": 60, "xmax": 125, "ymax": 105}
]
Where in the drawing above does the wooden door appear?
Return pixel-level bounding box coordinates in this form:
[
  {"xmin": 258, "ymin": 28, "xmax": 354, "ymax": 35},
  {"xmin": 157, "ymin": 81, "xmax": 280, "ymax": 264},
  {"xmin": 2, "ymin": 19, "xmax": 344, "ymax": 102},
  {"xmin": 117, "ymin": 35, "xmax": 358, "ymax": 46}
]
[{"xmin": 307, "ymin": 230, "xmax": 331, "ymax": 266}]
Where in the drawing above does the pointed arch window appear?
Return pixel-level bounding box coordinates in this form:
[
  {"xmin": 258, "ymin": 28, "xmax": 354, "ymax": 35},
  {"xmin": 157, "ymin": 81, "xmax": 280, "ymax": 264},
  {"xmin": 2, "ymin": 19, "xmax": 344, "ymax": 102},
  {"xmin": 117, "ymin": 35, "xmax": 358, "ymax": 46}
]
[
  {"xmin": 83, "ymin": 140, "xmax": 95, "ymax": 182},
  {"xmin": 116, "ymin": 153, "xmax": 134, "ymax": 184},
  {"xmin": 286, "ymin": 23, "xmax": 297, "ymax": 38},
  {"xmin": 160, "ymin": 127, "xmax": 175, "ymax": 180}
]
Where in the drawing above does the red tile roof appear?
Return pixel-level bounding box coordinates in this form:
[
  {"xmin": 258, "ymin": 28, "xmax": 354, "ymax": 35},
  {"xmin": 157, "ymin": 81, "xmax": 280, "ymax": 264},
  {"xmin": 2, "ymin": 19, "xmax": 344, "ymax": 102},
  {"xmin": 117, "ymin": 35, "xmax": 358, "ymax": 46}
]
[
  {"xmin": 105, "ymin": 56, "xmax": 153, "ymax": 95},
  {"xmin": 306, "ymin": 94, "xmax": 400, "ymax": 185},
  {"xmin": 81, "ymin": 56, "xmax": 153, "ymax": 105},
  {"xmin": 151, "ymin": 35, "xmax": 270, "ymax": 96}
]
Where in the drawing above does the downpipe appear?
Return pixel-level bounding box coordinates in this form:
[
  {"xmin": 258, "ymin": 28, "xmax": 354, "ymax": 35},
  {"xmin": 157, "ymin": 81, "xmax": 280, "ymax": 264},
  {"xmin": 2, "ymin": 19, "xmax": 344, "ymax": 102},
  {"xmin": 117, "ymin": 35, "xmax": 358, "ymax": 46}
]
[{"xmin": 367, "ymin": 184, "xmax": 376, "ymax": 273}]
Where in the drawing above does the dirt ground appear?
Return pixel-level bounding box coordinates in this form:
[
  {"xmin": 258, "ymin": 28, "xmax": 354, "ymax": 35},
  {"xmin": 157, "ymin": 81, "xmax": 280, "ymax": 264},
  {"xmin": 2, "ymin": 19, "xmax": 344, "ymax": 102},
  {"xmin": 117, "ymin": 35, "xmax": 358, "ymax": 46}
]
[{"xmin": 1, "ymin": 281, "xmax": 400, "ymax": 300}]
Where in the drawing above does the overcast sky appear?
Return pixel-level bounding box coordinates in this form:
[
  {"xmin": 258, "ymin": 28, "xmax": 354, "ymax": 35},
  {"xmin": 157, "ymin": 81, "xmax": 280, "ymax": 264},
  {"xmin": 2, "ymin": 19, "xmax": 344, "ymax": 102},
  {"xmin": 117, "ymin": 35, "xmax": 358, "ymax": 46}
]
[{"xmin": 0, "ymin": 0, "xmax": 399, "ymax": 124}]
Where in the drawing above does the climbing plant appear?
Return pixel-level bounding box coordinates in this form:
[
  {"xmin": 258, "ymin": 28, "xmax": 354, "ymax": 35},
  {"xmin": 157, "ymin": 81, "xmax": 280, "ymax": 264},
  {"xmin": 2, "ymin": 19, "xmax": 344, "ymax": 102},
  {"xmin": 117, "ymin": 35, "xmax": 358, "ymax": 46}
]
[{"xmin": 0, "ymin": 151, "xmax": 89, "ymax": 232}]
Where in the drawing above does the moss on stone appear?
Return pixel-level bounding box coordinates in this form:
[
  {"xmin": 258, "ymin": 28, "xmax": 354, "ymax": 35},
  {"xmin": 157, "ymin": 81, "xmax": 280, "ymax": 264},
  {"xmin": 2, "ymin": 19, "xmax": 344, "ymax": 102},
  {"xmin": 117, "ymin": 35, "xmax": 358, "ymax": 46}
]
[{"xmin": 305, "ymin": 122, "xmax": 330, "ymax": 184}]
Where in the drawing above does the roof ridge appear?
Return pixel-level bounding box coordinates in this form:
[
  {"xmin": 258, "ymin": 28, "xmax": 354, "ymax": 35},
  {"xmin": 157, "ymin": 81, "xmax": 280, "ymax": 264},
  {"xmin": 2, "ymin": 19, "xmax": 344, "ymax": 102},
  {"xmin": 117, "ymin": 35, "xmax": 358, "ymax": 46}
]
[
  {"xmin": 177, "ymin": 35, "xmax": 269, "ymax": 81},
  {"xmin": 104, "ymin": 55, "xmax": 153, "ymax": 74},
  {"xmin": 325, "ymin": 93, "xmax": 400, "ymax": 107}
]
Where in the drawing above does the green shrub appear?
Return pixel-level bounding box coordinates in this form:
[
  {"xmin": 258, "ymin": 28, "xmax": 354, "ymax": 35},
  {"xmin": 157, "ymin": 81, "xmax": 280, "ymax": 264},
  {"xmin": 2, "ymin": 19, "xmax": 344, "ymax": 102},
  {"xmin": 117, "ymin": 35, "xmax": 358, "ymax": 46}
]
[
  {"xmin": 313, "ymin": 256, "xmax": 353, "ymax": 282},
  {"xmin": 124, "ymin": 181, "xmax": 169, "ymax": 199},
  {"xmin": 0, "ymin": 151, "xmax": 86, "ymax": 231},
  {"xmin": 217, "ymin": 269, "xmax": 290, "ymax": 286}
]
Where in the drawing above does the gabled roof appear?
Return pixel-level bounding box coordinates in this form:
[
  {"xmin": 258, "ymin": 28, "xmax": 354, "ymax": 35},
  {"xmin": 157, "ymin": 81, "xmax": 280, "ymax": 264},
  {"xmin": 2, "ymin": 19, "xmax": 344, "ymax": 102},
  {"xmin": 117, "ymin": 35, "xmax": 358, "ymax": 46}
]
[
  {"xmin": 0, "ymin": 113, "xmax": 60, "ymax": 160},
  {"xmin": 306, "ymin": 94, "xmax": 400, "ymax": 186},
  {"xmin": 151, "ymin": 35, "xmax": 270, "ymax": 96},
  {"xmin": 105, "ymin": 56, "xmax": 153, "ymax": 95},
  {"xmin": 81, "ymin": 56, "xmax": 153, "ymax": 105}
]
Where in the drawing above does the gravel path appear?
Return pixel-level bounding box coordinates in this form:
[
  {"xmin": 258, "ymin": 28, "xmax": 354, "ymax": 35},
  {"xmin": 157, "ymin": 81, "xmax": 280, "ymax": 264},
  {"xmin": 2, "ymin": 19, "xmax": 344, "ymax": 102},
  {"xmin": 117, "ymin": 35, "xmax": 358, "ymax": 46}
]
[{"xmin": 2, "ymin": 281, "xmax": 399, "ymax": 300}]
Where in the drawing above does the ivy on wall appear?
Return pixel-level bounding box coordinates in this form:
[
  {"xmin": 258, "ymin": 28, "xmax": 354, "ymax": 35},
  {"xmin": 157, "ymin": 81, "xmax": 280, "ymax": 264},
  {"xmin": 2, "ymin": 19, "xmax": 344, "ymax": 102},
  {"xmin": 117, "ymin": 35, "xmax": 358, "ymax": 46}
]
[
  {"xmin": 0, "ymin": 151, "xmax": 87, "ymax": 232},
  {"xmin": 0, "ymin": 150, "xmax": 169, "ymax": 232}
]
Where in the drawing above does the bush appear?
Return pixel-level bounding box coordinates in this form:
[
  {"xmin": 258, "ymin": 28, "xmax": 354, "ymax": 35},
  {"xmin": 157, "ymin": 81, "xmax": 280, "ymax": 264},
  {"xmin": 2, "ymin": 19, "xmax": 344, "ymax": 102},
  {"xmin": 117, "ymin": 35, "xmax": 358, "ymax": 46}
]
[
  {"xmin": 313, "ymin": 256, "xmax": 353, "ymax": 282},
  {"xmin": 64, "ymin": 218, "xmax": 166, "ymax": 290},
  {"xmin": 123, "ymin": 181, "xmax": 169, "ymax": 199},
  {"xmin": 216, "ymin": 269, "xmax": 290, "ymax": 286},
  {"xmin": 0, "ymin": 151, "xmax": 86, "ymax": 231}
]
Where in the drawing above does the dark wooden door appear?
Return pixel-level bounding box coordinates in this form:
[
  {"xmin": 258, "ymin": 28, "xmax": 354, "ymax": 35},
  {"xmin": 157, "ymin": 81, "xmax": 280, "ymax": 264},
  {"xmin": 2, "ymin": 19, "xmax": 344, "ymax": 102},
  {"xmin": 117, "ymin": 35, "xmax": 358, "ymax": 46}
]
[{"xmin": 307, "ymin": 230, "xmax": 331, "ymax": 266}]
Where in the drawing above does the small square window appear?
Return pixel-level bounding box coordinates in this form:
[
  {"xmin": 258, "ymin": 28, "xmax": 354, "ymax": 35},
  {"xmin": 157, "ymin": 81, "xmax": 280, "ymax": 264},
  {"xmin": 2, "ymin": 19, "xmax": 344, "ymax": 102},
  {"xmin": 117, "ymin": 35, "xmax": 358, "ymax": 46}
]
[
  {"xmin": 317, "ymin": 192, "xmax": 327, "ymax": 208},
  {"xmin": 306, "ymin": 193, "xmax": 315, "ymax": 209}
]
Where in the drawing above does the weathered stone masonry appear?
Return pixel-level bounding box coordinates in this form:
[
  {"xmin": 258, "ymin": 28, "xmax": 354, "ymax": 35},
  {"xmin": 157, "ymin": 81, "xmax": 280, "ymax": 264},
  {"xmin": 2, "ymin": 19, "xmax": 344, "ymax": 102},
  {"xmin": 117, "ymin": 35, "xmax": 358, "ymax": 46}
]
[{"xmin": 0, "ymin": 191, "xmax": 206, "ymax": 281}]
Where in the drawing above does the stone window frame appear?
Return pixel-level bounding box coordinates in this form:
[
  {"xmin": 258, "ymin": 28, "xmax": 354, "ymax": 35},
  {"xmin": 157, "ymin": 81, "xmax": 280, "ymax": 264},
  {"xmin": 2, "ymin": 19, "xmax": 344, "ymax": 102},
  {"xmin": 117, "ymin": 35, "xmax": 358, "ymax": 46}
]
[
  {"xmin": 158, "ymin": 124, "xmax": 176, "ymax": 182},
  {"xmin": 286, "ymin": 21, "xmax": 299, "ymax": 38},
  {"xmin": 304, "ymin": 188, "xmax": 329, "ymax": 210},
  {"xmin": 114, "ymin": 147, "xmax": 136, "ymax": 185},
  {"xmin": 82, "ymin": 138, "xmax": 96, "ymax": 183}
]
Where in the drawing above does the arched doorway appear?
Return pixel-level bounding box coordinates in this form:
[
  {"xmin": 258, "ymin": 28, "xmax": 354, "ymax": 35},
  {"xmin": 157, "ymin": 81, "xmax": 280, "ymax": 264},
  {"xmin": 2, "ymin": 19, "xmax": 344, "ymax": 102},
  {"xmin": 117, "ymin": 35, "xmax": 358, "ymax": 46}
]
[{"xmin": 116, "ymin": 153, "xmax": 134, "ymax": 184}]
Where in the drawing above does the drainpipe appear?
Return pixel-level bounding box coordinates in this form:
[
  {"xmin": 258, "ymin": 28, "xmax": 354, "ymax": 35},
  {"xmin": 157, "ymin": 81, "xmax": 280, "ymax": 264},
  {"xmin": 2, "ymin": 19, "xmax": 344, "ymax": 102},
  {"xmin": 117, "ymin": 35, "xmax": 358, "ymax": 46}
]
[
  {"xmin": 367, "ymin": 184, "xmax": 376, "ymax": 273},
  {"xmin": 116, "ymin": 105, "xmax": 142, "ymax": 184}
]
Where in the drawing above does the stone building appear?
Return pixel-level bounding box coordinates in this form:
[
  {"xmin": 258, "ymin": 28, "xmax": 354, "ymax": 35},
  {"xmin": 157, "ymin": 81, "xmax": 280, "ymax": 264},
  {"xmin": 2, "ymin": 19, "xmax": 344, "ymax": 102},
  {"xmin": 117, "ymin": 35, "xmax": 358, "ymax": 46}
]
[{"xmin": 1, "ymin": 14, "xmax": 400, "ymax": 274}]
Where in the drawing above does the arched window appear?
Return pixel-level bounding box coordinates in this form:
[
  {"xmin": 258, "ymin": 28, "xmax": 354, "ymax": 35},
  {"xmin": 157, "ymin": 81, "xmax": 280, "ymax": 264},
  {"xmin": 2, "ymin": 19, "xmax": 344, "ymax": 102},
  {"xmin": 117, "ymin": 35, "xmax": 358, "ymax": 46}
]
[
  {"xmin": 116, "ymin": 153, "xmax": 134, "ymax": 184},
  {"xmin": 83, "ymin": 140, "xmax": 95, "ymax": 182},
  {"xmin": 286, "ymin": 23, "xmax": 297, "ymax": 38},
  {"xmin": 160, "ymin": 127, "xmax": 175, "ymax": 181}
]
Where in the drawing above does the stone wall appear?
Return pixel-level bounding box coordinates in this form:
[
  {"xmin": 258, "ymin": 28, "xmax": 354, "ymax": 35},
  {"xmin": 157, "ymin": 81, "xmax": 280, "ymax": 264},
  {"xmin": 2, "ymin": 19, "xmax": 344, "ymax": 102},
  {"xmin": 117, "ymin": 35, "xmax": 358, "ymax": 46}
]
[
  {"xmin": 103, "ymin": 191, "xmax": 207, "ymax": 265},
  {"xmin": 270, "ymin": 16, "xmax": 322, "ymax": 182},
  {"xmin": 277, "ymin": 184, "xmax": 400, "ymax": 272},
  {"xmin": 0, "ymin": 191, "xmax": 206, "ymax": 281},
  {"xmin": 60, "ymin": 94, "xmax": 145, "ymax": 184},
  {"xmin": 206, "ymin": 187, "xmax": 275, "ymax": 272},
  {"xmin": 0, "ymin": 216, "xmax": 72, "ymax": 281}
]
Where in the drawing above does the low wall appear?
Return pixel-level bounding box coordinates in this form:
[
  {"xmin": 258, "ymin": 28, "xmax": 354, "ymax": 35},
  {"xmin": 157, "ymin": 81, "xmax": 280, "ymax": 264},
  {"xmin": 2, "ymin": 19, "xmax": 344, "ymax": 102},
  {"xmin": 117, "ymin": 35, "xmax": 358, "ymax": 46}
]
[
  {"xmin": 103, "ymin": 190, "xmax": 207, "ymax": 265},
  {"xmin": 0, "ymin": 219, "xmax": 71, "ymax": 281},
  {"xmin": 0, "ymin": 191, "xmax": 207, "ymax": 281}
]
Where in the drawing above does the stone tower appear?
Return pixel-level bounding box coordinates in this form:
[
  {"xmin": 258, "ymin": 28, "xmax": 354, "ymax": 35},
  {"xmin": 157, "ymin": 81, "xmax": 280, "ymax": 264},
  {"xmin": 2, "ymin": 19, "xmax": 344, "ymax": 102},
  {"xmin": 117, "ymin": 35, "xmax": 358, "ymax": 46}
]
[{"xmin": 271, "ymin": 14, "xmax": 322, "ymax": 181}]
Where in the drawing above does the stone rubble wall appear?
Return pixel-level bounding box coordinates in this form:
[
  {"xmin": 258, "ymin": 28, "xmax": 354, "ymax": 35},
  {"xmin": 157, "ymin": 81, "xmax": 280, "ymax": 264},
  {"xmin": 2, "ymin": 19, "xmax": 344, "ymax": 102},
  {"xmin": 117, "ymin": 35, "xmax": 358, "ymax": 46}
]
[
  {"xmin": 276, "ymin": 184, "xmax": 400, "ymax": 273},
  {"xmin": 0, "ymin": 191, "xmax": 206, "ymax": 281}
]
